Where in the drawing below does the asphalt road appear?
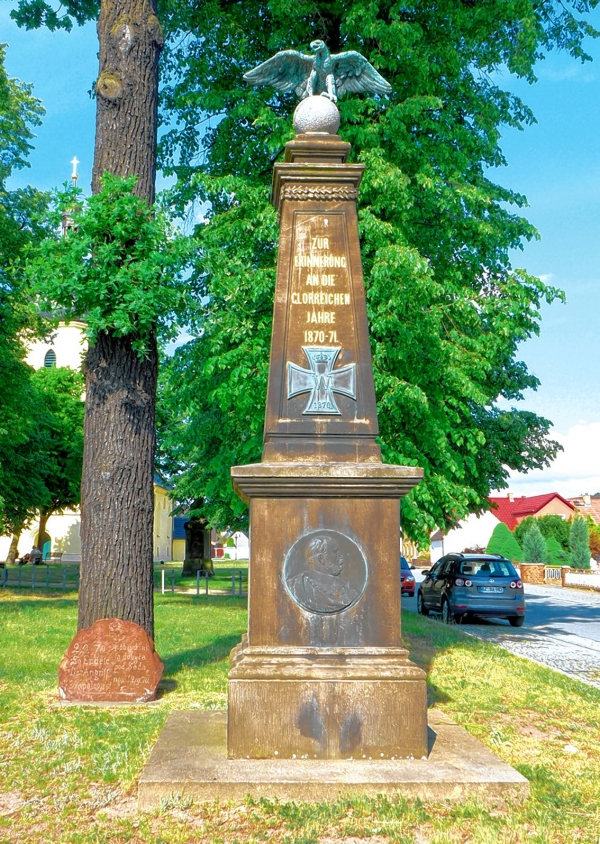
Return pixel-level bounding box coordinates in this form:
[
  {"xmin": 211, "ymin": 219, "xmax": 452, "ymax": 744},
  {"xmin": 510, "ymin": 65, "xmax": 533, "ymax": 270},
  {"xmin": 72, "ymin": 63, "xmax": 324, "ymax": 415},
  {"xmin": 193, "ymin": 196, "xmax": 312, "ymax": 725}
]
[{"xmin": 403, "ymin": 570, "xmax": 600, "ymax": 690}]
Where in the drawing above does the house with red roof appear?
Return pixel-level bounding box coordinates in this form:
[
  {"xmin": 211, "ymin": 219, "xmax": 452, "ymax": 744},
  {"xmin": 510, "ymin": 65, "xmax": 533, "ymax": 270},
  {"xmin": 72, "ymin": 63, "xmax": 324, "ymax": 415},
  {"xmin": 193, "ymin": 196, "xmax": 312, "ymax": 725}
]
[
  {"xmin": 568, "ymin": 494, "xmax": 600, "ymax": 525},
  {"xmin": 488, "ymin": 492, "xmax": 576, "ymax": 530},
  {"xmin": 430, "ymin": 492, "xmax": 576, "ymax": 562}
]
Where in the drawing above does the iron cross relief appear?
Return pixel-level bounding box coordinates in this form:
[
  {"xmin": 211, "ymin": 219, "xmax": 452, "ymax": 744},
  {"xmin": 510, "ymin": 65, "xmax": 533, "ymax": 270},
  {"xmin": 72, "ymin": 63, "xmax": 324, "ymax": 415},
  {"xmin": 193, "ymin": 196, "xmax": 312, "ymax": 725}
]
[{"xmin": 287, "ymin": 347, "xmax": 357, "ymax": 415}]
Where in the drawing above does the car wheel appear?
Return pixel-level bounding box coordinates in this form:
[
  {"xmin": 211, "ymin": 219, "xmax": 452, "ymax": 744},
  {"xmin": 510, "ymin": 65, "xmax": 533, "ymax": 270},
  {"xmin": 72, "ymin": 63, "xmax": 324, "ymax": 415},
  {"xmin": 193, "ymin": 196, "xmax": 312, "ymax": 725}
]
[
  {"xmin": 417, "ymin": 591, "xmax": 429, "ymax": 616},
  {"xmin": 441, "ymin": 598, "xmax": 453, "ymax": 624},
  {"xmin": 509, "ymin": 615, "xmax": 525, "ymax": 627}
]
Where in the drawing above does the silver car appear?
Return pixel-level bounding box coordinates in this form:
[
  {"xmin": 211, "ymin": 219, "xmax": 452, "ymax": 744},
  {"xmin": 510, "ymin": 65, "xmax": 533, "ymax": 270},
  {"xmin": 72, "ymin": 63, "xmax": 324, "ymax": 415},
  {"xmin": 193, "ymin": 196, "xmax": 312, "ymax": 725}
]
[{"xmin": 417, "ymin": 553, "xmax": 526, "ymax": 626}]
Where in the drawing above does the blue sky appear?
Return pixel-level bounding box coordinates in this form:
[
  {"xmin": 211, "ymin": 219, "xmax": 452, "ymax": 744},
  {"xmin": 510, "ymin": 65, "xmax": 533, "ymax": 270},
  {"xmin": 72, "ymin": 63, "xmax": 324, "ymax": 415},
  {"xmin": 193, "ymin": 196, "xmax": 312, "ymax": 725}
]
[{"xmin": 3, "ymin": 8, "xmax": 600, "ymax": 497}]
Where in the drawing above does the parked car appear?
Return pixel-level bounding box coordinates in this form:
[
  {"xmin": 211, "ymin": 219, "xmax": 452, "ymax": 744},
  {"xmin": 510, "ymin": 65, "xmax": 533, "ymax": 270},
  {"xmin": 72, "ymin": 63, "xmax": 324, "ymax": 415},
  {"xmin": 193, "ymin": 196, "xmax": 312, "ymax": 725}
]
[
  {"xmin": 417, "ymin": 553, "xmax": 525, "ymax": 626},
  {"xmin": 400, "ymin": 555, "xmax": 416, "ymax": 597}
]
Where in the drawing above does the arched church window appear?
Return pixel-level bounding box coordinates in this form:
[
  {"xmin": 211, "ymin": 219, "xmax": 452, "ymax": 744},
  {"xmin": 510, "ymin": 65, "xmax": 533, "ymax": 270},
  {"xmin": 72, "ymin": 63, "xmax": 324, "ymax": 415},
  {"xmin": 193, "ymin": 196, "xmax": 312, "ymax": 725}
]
[{"xmin": 44, "ymin": 350, "xmax": 57, "ymax": 368}]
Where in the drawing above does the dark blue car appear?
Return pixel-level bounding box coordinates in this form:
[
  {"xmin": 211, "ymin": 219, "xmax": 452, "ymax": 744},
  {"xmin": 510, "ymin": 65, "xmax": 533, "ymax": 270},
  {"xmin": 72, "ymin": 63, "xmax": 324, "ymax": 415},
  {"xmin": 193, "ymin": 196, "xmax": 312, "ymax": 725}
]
[{"xmin": 417, "ymin": 553, "xmax": 526, "ymax": 626}]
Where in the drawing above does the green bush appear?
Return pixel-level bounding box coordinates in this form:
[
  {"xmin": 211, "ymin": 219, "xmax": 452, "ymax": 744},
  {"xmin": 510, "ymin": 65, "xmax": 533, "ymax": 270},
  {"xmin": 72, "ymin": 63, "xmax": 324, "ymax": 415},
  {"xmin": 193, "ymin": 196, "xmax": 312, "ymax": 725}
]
[
  {"xmin": 486, "ymin": 522, "xmax": 523, "ymax": 561},
  {"xmin": 545, "ymin": 536, "xmax": 568, "ymax": 567},
  {"xmin": 522, "ymin": 523, "xmax": 547, "ymax": 564},
  {"xmin": 569, "ymin": 517, "xmax": 591, "ymax": 570}
]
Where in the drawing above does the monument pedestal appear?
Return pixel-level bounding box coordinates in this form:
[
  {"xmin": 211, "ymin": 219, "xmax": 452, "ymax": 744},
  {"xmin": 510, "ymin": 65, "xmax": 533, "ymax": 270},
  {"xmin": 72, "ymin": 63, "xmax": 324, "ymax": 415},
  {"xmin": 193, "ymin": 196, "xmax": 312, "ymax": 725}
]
[
  {"xmin": 229, "ymin": 641, "xmax": 427, "ymax": 759},
  {"xmin": 228, "ymin": 461, "xmax": 428, "ymax": 759}
]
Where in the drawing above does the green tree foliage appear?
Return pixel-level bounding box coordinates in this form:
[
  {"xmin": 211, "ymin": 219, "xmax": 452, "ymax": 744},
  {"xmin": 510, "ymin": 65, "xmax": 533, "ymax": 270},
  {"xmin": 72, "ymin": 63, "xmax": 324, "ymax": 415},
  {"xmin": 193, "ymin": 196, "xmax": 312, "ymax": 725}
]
[
  {"xmin": 588, "ymin": 519, "xmax": 600, "ymax": 560},
  {"xmin": 1, "ymin": 366, "xmax": 85, "ymax": 539},
  {"xmin": 515, "ymin": 513, "xmax": 571, "ymax": 550},
  {"xmin": 569, "ymin": 517, "xmax": 591, "ymax": 570},
  {"xmin": 24, "ymin": 176, "xmax": 194, "ymax": 356},
  {"xmin": 486, "ymin": 522, "xmax": 523, "ymax": 562},
  {"xmin": 30, "ymin": 366, "xmax": 85, "ymax": 526},
  {"xmin": 545, "ymin": 536, "xmax": 568, "ymax": 567},
  {"xmin": 0, "ymin": 43, "xmax": 50, "ymax": 535},
  {"xmin": 522, "ymin": 522, "xmax": 547, "ymax": 564},
  {"xmin": 156, "ymin": 1, "xmax": 597, "ymax": 539}
]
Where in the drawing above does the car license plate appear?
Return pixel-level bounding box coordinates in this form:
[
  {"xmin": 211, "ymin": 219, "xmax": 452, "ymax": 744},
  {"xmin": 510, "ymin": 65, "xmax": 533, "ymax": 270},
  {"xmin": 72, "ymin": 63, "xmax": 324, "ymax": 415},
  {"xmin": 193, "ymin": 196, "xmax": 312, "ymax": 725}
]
[{"xmin": 479, "ymin": 586, "xmax": 504, "ymax": 593}]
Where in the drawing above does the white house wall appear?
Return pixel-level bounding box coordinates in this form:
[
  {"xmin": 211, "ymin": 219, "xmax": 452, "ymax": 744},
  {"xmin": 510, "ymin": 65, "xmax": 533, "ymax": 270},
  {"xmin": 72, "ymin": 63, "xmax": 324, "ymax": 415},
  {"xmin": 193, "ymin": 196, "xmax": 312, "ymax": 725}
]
[
  {"xmin": 432, "ymin": 511, "xmax": 500, "ymax": 560},
  {"xmin": 0, "ymin": 509, "xmax": 81, "ymax": 561},
  {"xmin": 25, "ymin": 321, "xmax": 87, "ymax": 371}
]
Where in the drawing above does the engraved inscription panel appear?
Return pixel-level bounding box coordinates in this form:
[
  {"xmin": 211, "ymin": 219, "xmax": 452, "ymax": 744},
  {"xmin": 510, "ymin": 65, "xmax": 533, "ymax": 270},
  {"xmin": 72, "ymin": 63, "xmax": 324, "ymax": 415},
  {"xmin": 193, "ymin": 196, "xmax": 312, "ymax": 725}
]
[
  {"xmin": 284, "ymin": 529, "xmax": 367, "ymax": 614},
  {"xmin": 284, "ymin": 213, "xmax": 358, "ymax": 419},
  {"xmin": 58, "ymin": 618, "xmax": 164, "ymax": 702}
]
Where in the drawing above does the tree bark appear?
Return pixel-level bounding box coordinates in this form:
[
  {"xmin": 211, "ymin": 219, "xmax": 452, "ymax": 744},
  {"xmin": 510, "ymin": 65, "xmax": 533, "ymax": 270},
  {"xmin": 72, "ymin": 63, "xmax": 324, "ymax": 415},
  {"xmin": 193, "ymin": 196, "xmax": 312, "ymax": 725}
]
[
  {"xmin": 79, "ymin": 0, "xmax": 163, "ymax": 637},
  {"xmin": 92, "ymin": 0, "xmax": 163, "ymax": 203},
  {"xmin": 6, "ymin": 530, "xmax": 21, "ymax": 564},
  {"xmin": 78, "ymin": 334, "xmax": 158, "ymax": 635},
  {"xmin": 37, "ymin": 509, "xmax": 50, "ymax": 553}
]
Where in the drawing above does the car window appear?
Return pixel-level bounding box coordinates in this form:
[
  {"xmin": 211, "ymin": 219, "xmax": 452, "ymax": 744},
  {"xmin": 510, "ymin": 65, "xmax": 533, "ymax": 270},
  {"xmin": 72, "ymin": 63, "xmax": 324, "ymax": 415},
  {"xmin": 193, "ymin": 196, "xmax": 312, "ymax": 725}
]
[
  {"xmin": 461, "ymin": 559, "xmax": 517, "ymax": 577},
  {"xmin": 428, "ymin": 560, "xmax": 442, "ymax": 576},
  {"xmin": 435, "ymin": 559, "xmax": 454, "ymax": 577}
]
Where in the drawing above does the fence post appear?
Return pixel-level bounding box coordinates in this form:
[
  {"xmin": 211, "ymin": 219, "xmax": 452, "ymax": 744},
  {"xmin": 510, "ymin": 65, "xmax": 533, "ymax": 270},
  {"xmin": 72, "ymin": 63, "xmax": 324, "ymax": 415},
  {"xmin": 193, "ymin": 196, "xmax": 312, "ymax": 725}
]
[
  {"xmin": 161, "ymin": 569, "xmax": 165, "ymax": 595},
  {"xmin": 231, "ymin": 573, "xmax": 235, "ymax": 596},
  {"xmin": 171, "ymin": 569, "xmax": 175, "ymax": 594},
  {"xmin": 46, "ymin": 565, "xmax": 50, "ymax": 588},
  {"xmin": 205, "ymin": 571, "xmax": 209, "ymax": 596},
  {"xmin": 62, "ymin": 567, "xmax": 66, "ymax": 590},
  {"xmin": 238, "ymin": 570, "xmax": 243, "ymax": 596},
  {"xmin": 196, "ymin": 571, "xmax": 200, "ymax": 596},
  {"xmin": 75, "ymin": 567, "xmax": 79, "ymax": 590}
]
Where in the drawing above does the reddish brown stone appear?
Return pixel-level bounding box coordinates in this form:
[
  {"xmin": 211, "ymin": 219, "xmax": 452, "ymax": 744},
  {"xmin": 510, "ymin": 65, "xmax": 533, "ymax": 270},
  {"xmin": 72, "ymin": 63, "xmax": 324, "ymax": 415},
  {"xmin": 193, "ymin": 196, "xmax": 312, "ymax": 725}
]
[{"xmin": 58, "ymin": 619, "xmax": 164, "ymax": 702}]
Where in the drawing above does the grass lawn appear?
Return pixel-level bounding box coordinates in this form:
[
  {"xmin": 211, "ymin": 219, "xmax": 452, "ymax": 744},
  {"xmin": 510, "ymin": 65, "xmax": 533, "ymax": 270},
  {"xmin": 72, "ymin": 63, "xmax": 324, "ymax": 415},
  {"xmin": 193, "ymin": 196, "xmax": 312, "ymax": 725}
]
[{"xmin": 0, "ymin": 591, "xmax": 599, "ymax": 843}]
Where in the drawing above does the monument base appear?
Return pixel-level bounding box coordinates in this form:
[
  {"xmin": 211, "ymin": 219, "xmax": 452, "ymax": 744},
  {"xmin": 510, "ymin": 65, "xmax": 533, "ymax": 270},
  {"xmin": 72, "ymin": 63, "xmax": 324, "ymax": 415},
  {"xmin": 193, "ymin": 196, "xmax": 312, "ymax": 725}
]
[
  {"xmin": 138, "ymin": 710, "xmax": 529, "ymax": 809},
  {"xmin": 227, "ymin": 639, "xmax": 428, "ymax": 759},
  {"xmin": 181, "ymin": 557, "xmax": 213, "ymax": 578}
]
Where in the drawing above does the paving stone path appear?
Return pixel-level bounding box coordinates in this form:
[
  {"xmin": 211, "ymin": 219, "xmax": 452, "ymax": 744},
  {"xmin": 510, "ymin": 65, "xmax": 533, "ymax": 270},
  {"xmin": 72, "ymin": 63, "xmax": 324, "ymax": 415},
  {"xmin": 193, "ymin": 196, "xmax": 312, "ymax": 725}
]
[
  {"xmin": 406, "ymin": 578, "xmax": 600, "ymax": 690},
  {"xmin": 462, "ymin": 585, "xmax": 600, "ymax": 690}
]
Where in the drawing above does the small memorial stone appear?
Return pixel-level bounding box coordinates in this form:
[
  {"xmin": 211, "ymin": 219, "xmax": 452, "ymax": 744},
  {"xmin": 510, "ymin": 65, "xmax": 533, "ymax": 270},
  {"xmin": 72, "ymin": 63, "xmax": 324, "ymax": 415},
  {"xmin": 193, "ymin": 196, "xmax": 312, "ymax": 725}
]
[{"xmin": 58, "ymin": 619, "xmax": 164, "ymax": 703}]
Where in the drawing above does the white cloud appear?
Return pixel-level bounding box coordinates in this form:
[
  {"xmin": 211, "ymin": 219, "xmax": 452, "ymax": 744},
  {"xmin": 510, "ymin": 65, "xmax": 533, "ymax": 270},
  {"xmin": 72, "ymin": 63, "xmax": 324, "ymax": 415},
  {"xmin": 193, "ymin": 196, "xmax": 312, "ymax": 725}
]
[{"xmin": 501, "ymin": 421, "xmax": 600, "ymax": 497}]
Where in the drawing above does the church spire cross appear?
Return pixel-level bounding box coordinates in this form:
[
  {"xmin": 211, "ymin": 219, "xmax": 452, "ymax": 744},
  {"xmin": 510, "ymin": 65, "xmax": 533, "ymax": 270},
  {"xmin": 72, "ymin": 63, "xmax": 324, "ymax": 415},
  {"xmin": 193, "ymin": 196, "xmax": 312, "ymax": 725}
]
[{"xmin": 287, "ymin": 347, "xmax": 356, "ymax": 415}]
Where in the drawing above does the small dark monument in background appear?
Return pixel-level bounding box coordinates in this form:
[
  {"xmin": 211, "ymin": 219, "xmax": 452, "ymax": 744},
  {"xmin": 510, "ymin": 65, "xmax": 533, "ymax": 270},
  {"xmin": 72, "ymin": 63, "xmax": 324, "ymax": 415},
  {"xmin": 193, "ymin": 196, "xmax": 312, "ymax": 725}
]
[
  {"xmin": 59, "ymin": 619, "xmax": 163, "ymax": 703},
  {"xmin": 181, "ymin": 516, "xmax": 214, "ymax": 578},
  {"xmin": 227, "ymin": 48, "xmax": 427, "ymax": 760}
]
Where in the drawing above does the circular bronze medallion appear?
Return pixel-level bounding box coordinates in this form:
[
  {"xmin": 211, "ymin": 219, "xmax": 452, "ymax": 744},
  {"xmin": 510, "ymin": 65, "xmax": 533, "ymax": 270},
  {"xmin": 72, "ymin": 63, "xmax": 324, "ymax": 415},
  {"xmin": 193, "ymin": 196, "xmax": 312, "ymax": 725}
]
[{"xmin": 283, "ymin": 529, "xmax": 367, "ymax": 614}]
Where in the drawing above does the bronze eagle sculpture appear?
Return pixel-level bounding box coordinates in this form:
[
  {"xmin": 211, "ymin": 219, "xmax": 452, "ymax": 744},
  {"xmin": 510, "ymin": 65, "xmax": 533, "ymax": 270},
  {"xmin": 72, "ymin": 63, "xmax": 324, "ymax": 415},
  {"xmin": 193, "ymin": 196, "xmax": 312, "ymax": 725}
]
[{"xmin": 243, "ymin": 40, "xmax": 392, "ymax": 103}]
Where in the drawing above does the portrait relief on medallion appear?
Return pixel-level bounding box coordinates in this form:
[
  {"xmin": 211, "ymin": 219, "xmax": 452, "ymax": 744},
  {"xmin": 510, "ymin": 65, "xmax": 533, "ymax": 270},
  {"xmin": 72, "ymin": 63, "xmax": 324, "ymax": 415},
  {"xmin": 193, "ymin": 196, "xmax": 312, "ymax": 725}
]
[{"xmin": 283, "ymin": 529, "xmax": 367, "ymax": 614}]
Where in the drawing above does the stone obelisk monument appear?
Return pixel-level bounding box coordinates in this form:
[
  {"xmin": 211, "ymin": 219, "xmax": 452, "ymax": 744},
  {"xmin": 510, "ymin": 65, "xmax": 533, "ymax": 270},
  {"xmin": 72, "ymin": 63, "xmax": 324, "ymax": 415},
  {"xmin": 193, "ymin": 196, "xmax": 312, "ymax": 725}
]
[
  {"xmin": 229, "ymin": 94, "xmax": 428, "ymax": 760},
  {"xmin": 139, "ymin": 57, "xmax": 530, "ymax": 809}
]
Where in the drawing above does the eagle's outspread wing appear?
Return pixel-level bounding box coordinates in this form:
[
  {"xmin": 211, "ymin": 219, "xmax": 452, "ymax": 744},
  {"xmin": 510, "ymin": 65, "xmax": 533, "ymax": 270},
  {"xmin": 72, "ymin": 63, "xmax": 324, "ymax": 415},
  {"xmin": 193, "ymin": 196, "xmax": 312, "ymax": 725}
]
[
  {"xmin": 331, "ymin": 51, "xmax": 392, "ymax": 97},
  {"xmin": 243, "ymin": 50, "xmax": 315, "ymax": 98}
]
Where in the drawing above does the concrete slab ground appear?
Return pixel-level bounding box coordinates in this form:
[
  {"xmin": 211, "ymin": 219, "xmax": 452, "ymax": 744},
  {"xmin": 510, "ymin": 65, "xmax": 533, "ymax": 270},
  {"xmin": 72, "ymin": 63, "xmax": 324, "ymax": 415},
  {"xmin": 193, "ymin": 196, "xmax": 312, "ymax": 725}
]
[{"xmin": 138, "ymin": 710, "xmax": 528, "ymax": 809}]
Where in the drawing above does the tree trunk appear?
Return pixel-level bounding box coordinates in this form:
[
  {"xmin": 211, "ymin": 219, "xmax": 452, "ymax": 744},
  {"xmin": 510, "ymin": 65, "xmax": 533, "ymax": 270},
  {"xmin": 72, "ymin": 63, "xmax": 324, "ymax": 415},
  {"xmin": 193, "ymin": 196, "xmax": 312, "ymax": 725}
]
[
  {"xmin": 37, "ymin": 509, "xmax": 50, "ymax": 555},
  {"xmin": 78, "ymin": 334, "xmax": 158, "ymax": 635},
  {"xmin": 6, "ymin": 530, "xmax": 21, "ymax": 564},
  {"xmin": 92, "ymin": 0, "xmax": 163, "ymax": 203},
  {"xmin": 78, "ymin": 0, "xmax": 163, "ymax": 637}
]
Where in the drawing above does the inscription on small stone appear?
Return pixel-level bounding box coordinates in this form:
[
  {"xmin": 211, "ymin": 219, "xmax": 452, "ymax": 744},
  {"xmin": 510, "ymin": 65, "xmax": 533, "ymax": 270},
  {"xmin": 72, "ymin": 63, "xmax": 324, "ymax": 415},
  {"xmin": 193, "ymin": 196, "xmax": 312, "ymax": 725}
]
[
  {"xmin": 58, "ymin": 618, "xmax": 164, "ymax": 703},
  {"xmin": 284, "ymin": 529, "xmax": 367, "ymax": 614}
]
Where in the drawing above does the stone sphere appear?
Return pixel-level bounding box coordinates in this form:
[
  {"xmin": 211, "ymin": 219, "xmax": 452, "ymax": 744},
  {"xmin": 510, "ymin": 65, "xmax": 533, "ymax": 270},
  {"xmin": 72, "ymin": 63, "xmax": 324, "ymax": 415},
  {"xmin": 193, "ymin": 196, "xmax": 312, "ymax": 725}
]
[{"xmin": 293, "ymin": 96, "xmax": 340, "ymax": 135}]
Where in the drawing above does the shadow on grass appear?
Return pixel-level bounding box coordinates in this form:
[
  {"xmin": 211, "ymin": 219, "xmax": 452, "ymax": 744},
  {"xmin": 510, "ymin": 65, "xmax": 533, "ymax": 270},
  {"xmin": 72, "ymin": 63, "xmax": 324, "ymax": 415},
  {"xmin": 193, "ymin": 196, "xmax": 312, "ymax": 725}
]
[
  {"xmin": 402, "ymin": 611, "xmax": 485, "ymax": 707},
  {"xmin": 162, "ymin": 633, "xmax": 243, "ymax": 677},
  {"xmin": 0, "ymin": 595, "xmax": 78, "ymax": 610}
]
